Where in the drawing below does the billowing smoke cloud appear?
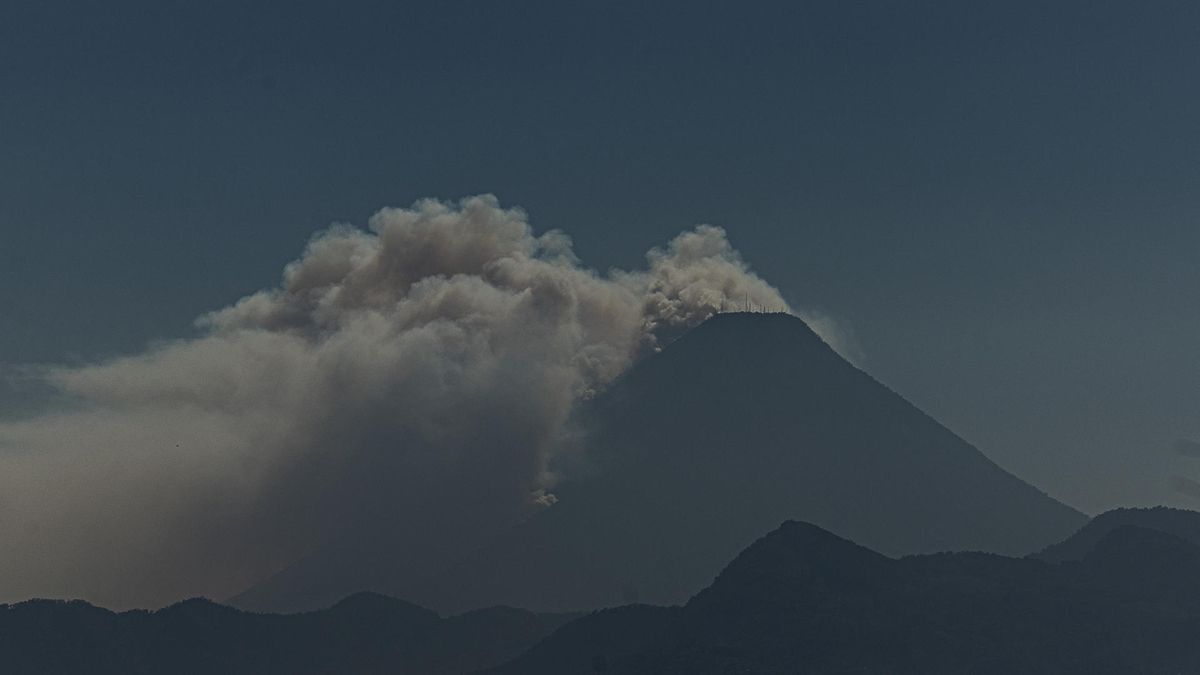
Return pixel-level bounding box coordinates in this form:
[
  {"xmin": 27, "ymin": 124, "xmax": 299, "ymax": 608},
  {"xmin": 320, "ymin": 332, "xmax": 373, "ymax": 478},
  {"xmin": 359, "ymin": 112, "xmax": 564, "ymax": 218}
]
[{"xmin": 0, "ymin": 195, "xmax": 833, "ymax": 610}]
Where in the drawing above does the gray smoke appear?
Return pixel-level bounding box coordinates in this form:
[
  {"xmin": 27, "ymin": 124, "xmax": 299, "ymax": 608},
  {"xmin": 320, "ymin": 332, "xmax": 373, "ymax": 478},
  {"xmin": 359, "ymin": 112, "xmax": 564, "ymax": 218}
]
[{"xmin": 0, "ymin": 195, "xmax": 839, "ymax": 609}]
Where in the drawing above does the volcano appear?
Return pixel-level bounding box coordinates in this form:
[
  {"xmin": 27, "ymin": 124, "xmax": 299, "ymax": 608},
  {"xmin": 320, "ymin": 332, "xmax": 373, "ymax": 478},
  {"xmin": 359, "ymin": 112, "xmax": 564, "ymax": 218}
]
[{"xmin": 233, "ymin": 312, "xmax": 1084, "ymax": 613}]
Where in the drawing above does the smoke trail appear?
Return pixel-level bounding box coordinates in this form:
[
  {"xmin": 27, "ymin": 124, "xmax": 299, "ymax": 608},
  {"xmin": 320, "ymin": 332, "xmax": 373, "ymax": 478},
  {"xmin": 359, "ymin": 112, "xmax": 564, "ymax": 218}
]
[{"xmin": 0, "ymin": 195, "xmax": 822, "ymax": 609}]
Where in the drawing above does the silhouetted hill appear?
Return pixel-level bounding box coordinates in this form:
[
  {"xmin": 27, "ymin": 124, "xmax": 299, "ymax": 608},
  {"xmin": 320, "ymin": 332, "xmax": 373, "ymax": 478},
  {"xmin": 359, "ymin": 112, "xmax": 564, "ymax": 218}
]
[
  {"xmin": 1033, "ymin": 506, "xmax": 1200, "ymax": 562},
  {"xmin": 687, "ymin": 520, "xmax": 897, "ymax": 610},
  {"xmin": 382, "ymin": 312, "xmax": 1084, "ymax": 613},
  {"xmin": 0, "ymin": 593, "xmax": 575, "ymax": 675},
  {"xmin": 492, "ymin": 520, "xmax": 1200, "ymax": 674},
  {"xmin": 13, "ymin": 519, "xmax": 1200, "ymax": 673},
  {"xmin": 1077, "ymin": 524, "xmax": 1200, "ymax": 609}
]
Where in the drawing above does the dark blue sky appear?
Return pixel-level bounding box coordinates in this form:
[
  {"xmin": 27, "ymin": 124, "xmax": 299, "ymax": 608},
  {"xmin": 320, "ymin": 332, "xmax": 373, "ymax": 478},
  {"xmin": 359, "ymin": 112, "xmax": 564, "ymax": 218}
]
[{"xmin": 2, "ymin": 0, "xmax": 1199, "ymax": 512}]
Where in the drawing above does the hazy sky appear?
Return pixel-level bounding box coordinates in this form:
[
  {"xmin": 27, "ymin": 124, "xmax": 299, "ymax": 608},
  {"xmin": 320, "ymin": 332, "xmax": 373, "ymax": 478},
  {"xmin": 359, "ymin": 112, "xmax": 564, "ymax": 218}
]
[{"xmin": 2, "ymin": 0, "xmax": 1199, "ymax": 515}]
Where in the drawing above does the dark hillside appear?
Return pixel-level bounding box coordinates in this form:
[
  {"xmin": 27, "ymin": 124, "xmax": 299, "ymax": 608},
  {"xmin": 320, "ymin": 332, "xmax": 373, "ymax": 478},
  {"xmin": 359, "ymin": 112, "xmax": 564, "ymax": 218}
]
[{"xmin": 410, "ymin": 313, "xmax": 1084, "ymax": 612}]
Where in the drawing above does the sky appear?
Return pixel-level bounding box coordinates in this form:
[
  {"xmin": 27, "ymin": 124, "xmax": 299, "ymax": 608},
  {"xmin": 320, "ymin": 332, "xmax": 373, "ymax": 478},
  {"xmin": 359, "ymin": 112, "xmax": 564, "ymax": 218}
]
[{"xmin": 1, "ymin": 0, "xmax": 1198, "ymax": 522}]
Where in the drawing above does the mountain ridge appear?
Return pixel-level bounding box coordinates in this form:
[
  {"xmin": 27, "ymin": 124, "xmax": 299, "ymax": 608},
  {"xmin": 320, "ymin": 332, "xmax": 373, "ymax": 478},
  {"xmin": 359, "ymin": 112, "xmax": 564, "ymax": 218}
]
[
  {"xmin": 10, "ymin": 515, "xmax": 1200, "ymax": 674},
  {"xmin": 0, "ymin": 593, "xmax": 577, "ymax": 675},
  {"xmin": 492, "ymin": 518, "xmax": 1200, "ymax": 674},
  {"xmin": 1033, "ymin": 506, "xmax": 1200, "ymax": 563}
]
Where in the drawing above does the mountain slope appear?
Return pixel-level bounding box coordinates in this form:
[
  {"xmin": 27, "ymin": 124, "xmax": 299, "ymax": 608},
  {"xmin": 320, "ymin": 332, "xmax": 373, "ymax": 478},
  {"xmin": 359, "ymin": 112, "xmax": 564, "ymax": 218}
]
[
  {"xmin": 492, "ymin": 521, "xmax": 1200, "ymax": 675},
  {"xmin": 409, "ymin": 312, "xmax": 1084, "ymax": 612}
]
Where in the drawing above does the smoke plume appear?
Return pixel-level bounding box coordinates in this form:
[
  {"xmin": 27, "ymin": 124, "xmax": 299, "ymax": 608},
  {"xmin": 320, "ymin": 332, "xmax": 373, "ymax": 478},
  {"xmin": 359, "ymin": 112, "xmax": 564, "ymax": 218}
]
[{"xmin": 0, "ymin": 195, "xmax": 821, "ymax": 609}]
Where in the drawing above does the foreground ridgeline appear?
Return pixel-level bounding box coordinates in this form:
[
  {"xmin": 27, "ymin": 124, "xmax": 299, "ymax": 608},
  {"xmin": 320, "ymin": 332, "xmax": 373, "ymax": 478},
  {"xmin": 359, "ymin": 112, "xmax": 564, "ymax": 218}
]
[
  {"xmin": 8, "ymin": 509, "xmax": 1200, "ymax": 674},
  {"xmin": 234, "ymin": 313, "xmax": 1084, "ymax": 614},
  {"xmin": 493, "ymin": 514, "xmax": 1200, "ymax": 674},
  {"xmin": 0, "ymin": 593, "xmax": 576, "ymax": 675}
]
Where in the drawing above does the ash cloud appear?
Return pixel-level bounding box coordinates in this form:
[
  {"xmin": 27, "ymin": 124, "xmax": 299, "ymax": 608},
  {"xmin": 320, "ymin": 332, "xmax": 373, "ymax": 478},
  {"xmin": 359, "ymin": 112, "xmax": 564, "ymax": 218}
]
[{"xmin": 0, "ymin": 195, "xmax": 838, "ymax": 609}]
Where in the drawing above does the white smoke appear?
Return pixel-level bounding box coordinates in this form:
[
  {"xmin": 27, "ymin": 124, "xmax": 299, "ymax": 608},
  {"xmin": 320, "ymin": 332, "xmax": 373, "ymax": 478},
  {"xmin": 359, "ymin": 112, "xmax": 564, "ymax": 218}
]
[{"xmin": 0, "ymin": 195, "xmax": 832, "ymax": 610}]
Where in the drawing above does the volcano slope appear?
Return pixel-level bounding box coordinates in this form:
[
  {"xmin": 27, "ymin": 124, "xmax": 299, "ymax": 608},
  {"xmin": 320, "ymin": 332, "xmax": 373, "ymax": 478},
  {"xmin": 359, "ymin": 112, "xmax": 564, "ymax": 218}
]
[{"xmin": 403, "ymin": 312, "xmax": 1085, "ymax": 613}]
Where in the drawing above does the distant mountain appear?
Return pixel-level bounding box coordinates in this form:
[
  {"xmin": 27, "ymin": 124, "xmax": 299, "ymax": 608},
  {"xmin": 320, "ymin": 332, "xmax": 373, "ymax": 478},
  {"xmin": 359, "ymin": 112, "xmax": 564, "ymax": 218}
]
[
  {"xmin": 492, "ymin": 520, "xmax": 1200, "ymax": 674},
  {"xmin": 0, "ymin": 593, "xmax": 575, "ymax": 675},
  {"xmin": 1033, "ymin": 506, "xmax": 1200, "ymax": 562},
  {"xmin": 13, "ymin": 517, "xmax": 1200, "ymax": 673},
  {"xmin": 389, "ymin": 312, "xmax": 1084, "ymax": 613}
]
